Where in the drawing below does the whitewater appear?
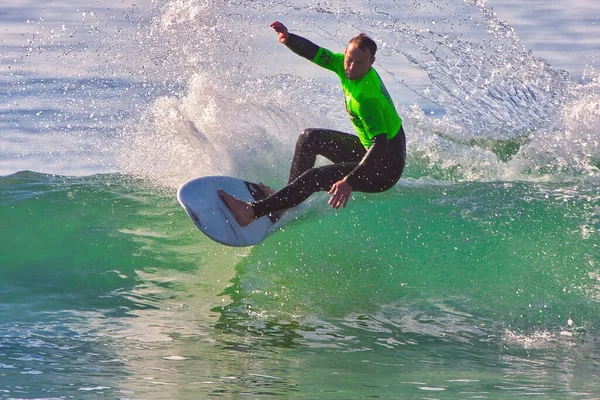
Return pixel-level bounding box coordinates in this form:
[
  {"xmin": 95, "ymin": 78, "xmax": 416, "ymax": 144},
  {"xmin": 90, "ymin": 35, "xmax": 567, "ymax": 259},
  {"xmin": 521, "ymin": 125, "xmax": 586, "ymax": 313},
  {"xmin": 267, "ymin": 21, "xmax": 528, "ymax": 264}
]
[{"xmin": 1, "ymin": 0, "xmax": 600, "ymax": 398}]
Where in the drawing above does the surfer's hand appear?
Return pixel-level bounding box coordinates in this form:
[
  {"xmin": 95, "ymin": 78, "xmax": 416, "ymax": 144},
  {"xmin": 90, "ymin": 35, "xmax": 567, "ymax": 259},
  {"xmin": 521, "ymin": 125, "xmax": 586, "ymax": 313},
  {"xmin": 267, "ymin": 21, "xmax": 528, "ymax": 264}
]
[
  {"xmin": 270, "ymin": 21, "xmax": 289, "ymax": 44},
  {"xmin": 328, "ymin": 180, "xmax": 352, "ymax": 209}
]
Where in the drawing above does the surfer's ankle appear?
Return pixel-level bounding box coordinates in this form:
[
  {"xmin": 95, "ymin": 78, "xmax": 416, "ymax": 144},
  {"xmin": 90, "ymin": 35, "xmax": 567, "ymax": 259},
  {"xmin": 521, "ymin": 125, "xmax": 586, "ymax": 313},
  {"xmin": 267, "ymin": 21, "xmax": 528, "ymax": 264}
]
[
  {"xmin": 218, "ymin": 189, "xmax": 255, "ymax": 227},
  {"xmin": 258, "ymin": 182, "xmax": 276, "ymax": 197}
]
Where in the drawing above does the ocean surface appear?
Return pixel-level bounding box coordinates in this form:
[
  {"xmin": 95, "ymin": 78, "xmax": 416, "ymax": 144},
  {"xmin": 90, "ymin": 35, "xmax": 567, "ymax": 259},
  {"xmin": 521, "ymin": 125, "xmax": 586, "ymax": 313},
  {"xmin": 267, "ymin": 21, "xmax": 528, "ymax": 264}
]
[{"xmin": 2, "ymin": 0, "xmax": 600, "ymax": 398}]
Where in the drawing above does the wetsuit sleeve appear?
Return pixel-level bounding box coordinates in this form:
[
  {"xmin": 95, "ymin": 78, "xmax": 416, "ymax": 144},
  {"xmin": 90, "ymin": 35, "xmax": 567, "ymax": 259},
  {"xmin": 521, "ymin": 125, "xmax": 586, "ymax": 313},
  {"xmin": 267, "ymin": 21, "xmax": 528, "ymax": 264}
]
[
  {"xmin": 285, "ymin": 35, "xmax": 344, "ymax": 76},
  {"xmin": 344, "ymin": 134, "xmax": 389, "ymax": 187},
  {"xmin": 284, "ymin": 33, "xmax": 320, "ymax": 60}
]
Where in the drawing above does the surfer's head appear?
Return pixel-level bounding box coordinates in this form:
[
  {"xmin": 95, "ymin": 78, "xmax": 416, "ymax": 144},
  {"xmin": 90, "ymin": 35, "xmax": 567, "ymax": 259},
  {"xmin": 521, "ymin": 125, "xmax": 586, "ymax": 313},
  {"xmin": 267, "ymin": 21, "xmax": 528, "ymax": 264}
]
[{"xmin": 344, "ymin": 33, "xmax": 376, "ymax": 80}]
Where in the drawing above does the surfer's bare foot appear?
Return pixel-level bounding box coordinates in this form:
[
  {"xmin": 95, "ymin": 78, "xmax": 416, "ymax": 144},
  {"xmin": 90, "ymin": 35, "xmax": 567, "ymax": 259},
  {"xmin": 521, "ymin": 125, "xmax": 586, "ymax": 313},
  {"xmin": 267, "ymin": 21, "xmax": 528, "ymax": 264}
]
[
  {"xmin": 218, "ymin": 189, "xmax": 255, "ymax": 227},
  {"xmin": 258, "ymin": 182, "xmax": 276, "ymax": 197}
]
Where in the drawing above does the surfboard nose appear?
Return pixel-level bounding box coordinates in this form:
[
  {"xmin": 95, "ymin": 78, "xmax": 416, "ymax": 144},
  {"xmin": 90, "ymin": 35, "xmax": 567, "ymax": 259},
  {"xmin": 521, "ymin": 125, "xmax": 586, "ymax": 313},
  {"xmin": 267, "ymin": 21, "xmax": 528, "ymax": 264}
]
[{"xmin": 177, "ymin": 176, "xmax": 279, "ymax": 247}]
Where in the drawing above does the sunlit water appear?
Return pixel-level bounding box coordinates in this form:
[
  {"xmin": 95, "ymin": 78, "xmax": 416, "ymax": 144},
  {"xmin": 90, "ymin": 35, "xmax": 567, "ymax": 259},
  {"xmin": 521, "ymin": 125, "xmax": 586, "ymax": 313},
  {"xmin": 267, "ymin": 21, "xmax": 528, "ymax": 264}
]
[{"xmin": 1, "ymin": 0, "xmax": 600, "ymax": 398}]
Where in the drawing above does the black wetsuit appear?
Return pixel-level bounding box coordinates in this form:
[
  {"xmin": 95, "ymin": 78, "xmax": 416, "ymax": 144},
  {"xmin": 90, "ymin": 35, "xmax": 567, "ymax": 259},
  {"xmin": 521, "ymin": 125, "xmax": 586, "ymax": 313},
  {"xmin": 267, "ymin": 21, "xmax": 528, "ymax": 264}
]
[{"xmin": 252, "ymin": 34, "xmax": 406, "ymax": 219}]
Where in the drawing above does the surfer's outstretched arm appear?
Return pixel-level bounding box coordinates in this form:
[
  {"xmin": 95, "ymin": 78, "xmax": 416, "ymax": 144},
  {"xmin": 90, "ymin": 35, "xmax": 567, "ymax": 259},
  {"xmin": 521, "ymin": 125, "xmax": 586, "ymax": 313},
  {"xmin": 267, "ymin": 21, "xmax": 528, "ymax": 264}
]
[{"xmin": 270, "ymin": 21, "xmax": 320, "ymax": 61}]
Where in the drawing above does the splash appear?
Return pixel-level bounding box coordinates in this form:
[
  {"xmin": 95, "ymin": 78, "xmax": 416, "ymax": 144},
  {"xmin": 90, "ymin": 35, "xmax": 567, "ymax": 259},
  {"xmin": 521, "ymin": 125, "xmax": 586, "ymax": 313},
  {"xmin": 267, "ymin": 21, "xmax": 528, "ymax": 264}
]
[
  {"xmin": 117, "ymin": 0, "xmax": 600, "ymax": 186},
  {"xmin": 118, "ymin": 72, "xmax": 344, "ymax": 188}
]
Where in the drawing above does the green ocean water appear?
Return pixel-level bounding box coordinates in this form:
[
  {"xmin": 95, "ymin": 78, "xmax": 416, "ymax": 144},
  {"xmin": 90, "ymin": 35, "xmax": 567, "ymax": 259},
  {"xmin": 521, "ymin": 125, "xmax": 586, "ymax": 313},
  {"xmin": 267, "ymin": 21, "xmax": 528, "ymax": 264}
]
[
  {"xmin": 3, "ymin": 0, "xmax": 600, "ymax": 397},
  {"xmin": 2, "ymin": 171, "xmax": 600, "ymax": 398}
]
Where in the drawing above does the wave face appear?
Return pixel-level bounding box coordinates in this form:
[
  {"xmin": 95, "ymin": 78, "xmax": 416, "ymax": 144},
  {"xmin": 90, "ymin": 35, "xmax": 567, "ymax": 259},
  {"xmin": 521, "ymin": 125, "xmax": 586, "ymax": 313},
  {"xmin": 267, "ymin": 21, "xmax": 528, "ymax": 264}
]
[{"xmin": 2, "ymin": 171, "xmax": 600, "ymax": 397}]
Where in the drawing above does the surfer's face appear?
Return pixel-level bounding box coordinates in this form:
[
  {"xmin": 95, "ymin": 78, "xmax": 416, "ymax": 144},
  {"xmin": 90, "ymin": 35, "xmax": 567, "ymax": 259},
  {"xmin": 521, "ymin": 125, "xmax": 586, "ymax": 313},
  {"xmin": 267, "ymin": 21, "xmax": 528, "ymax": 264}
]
[{"xmin": 344, "ymin": 43, "xmax": 375, "ymax": 80}]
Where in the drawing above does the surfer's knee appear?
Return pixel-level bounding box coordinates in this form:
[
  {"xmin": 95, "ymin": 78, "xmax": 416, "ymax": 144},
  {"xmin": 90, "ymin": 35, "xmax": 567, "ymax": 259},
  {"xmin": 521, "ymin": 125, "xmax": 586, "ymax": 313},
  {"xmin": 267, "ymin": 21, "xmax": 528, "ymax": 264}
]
[
  {"xmin": 297, "ymin": 128, "xmax": 321, "ymax": 147},
  {"xmin": 300, "ymin": 128, "xmax": 317, "ymax": 138}
]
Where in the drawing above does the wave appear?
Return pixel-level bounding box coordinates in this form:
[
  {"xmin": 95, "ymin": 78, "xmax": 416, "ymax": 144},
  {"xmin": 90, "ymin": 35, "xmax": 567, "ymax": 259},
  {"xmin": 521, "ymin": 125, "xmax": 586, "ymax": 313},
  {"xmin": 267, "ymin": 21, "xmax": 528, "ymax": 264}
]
[
  {"xmin": 3, "ymin": 171, "xmax": 599, "ymax": 342},
  {"xmin": 3, "ymin": 0, "xmax": 600, "ymax": 353},
  {"xmin": 105, "ymin": 0, "xmax": 600, "ymax": 188}
]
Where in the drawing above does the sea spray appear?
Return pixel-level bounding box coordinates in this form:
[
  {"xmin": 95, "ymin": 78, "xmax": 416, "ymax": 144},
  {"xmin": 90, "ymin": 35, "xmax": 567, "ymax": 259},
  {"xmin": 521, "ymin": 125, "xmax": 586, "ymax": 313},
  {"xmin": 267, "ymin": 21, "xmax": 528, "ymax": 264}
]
[
  {"xmin": 116, "ymin": 0, "xmax": 600, "ymax": 187},
  {"xmin": 118, "ymin": 72, "xmax": 344, "ymax": 188}
]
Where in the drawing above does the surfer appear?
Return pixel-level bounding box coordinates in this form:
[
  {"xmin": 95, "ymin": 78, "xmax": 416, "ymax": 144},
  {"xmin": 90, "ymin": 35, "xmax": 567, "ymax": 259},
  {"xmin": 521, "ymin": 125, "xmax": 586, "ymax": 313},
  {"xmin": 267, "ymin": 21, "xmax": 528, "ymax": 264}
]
[{"xmin": 219, "ymin": 21, "xmax": 406, "ymax": 227}]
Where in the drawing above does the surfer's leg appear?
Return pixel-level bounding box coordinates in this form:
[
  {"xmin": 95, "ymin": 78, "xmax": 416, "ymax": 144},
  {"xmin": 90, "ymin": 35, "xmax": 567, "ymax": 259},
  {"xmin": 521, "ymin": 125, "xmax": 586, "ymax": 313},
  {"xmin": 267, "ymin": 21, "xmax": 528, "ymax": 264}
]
[
  {"xmin": 346, "ymin": 127, "xmax": 407, "ymax": 193},
  {"xmin": 220, "ymin": 159, "xmax": 382, "ymax": 226},
  {"xmin": 251, "ymin": 127, "xmax": 407, "ymax": 220},
  {"xmin": 258, "ymin": 183, "xmax": 275, "ymax": 196},
  {"xmin": 288, "ymin": 129, "xmax": 366, "ymax": 183},
  {"xmin": 253, "ymin": 162, "xmax": 358, "ymax": 219}
]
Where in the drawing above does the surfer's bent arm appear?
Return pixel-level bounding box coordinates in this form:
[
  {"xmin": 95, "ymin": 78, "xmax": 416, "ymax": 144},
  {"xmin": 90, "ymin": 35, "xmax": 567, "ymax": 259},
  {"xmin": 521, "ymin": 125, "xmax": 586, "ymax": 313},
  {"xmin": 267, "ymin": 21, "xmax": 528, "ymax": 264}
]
[
  {"xmin": 343, "ymin": 134, "xmax": 389, "ymax": 187},
  {"xmin": 284, "ymin": 33, "xmax": 320, "ymax": 60},
  {"xmin": 343, "ymin": 95, "xmax": 394, "ymax": 186}
]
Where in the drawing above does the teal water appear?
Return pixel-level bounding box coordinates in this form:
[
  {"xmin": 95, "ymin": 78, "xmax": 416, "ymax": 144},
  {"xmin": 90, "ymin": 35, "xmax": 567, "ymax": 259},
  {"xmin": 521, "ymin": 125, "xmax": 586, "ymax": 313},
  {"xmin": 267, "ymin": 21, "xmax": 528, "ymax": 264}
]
[
  {"xmin": 2, "ymin": 0, "xmax": 600, "ymax": 398},
  {"xmin": 2, "ymin": 171, "xmax": 600, "ymax": 398}
]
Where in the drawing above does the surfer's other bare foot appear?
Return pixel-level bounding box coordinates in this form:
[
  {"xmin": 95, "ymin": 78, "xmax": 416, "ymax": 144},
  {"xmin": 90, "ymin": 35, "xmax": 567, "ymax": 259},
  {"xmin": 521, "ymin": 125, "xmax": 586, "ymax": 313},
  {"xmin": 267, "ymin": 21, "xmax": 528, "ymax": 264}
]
[
  {"xmin": 258, "ymin": 182, "xmax": 276, "ymax": 197},
  {"xmin": 218, "ymin": 189, "xmax": 255, "ymax": 227}
]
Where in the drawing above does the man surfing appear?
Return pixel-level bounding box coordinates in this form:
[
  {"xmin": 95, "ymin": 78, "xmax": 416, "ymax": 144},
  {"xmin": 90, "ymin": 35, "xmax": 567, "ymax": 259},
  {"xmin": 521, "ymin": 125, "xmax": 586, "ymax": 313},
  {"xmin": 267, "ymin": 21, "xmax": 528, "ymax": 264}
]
[{"xmin": 219, "ymin": 21, "xmax": 406, "ymax": 227}]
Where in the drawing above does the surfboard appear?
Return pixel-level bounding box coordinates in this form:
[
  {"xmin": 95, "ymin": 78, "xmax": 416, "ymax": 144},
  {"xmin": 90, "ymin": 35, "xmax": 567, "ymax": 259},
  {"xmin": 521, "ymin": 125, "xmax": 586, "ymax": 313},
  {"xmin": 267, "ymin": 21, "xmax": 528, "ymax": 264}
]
[{"xmin": 177, "ymin": 176, "xmax": 280, "ymax": 247}]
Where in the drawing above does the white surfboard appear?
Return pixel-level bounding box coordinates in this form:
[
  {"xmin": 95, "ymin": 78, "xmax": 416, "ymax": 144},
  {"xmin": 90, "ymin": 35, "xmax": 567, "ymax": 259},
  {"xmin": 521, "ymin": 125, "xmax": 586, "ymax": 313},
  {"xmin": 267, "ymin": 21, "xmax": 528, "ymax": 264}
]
[{"xmin": 177, "ymin": 176, "xmax": 280, "ymax": 247}]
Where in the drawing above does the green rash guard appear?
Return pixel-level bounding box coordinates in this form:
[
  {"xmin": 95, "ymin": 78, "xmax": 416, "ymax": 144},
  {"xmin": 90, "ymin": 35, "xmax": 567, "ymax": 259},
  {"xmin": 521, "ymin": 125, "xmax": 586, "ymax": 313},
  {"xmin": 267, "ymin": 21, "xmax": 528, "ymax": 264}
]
[{"xmin": 312, "ymin": 47, "xmax": 402, "ymax": 148}]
